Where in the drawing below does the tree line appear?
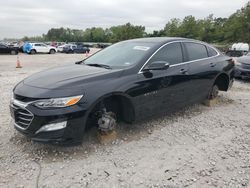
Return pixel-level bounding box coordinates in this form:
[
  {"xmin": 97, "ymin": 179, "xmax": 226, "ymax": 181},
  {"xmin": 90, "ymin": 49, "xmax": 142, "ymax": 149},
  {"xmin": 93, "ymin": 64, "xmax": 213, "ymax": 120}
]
[{"xmin": 22, "ymin": 2, "xmax": 250, "ymax": 44}]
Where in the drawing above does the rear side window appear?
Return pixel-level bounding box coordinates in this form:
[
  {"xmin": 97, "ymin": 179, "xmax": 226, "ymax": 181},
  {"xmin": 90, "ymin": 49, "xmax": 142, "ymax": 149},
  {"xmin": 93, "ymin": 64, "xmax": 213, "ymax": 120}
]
[
  {"xmin": 185, "ymin": 42, "xmax": 208, "ymax": 61},
  {"xmin": 35, "ymin": 44, "xmax": 41, "ymax": 46},
  {"xmin": 207, "ymin": 46, "xmax": 218, "ymax": 57},
  {"xmin": 149, "ymin": 42, "xmax": 183, "ymax": 65}
]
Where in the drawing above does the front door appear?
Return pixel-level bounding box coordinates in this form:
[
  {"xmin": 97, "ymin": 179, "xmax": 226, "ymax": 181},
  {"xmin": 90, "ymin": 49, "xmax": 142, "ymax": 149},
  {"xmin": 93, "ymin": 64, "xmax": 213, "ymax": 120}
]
[
  {"xmin": 0, "ymin": 44, "xmax": 9, "ymax": 54},
  {"xmin": 131, "ymin": 42, "xmax": 191, "ymax": 119}
]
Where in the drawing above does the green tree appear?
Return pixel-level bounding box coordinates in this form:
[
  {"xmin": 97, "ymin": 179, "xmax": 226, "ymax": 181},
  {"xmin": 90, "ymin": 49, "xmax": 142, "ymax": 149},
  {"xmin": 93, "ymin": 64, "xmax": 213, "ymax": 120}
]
[
  {"xmin": 164, "ymin": 18, "xmax": 181, "ymax": 37},
  {"xmin": 108, "ymin": 23, "xmax": 145, "ymax": 43}
]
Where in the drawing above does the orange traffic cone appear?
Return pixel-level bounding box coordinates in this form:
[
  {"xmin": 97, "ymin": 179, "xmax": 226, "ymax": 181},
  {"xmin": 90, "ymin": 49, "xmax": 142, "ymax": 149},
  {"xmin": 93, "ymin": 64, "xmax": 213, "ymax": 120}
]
[{"xmin": 16, "ymin": 56, "xmax": 22, "ymax": 68}]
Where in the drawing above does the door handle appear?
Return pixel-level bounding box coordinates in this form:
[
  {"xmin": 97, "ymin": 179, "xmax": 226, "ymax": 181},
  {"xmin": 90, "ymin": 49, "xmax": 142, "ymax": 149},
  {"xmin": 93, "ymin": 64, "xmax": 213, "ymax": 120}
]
[
  {"xmin": 180, "ymin": 69, "xmax": 188, "ymax": 74},
  {"xmin": 210, "ymin": 62, "xmax": 216, "ymax": 67}
]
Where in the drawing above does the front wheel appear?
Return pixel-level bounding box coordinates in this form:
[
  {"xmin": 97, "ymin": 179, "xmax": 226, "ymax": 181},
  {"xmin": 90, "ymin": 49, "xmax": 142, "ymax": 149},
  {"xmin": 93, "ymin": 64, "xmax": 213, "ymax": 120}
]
[
  {"xmin": 97, "ymin": 109, "xmax": 117, "ymax": 133},
  {"xmin": 86, "ymin": 100, "xmax": 118, "ymax": 132},
  {"xmin": 208, "ymin": 84, "xmax": 219, "ymax": 100},
  {"xmin": 49, "ymin": 49, "xmax": 56, "ymax": 54},
  {"xmin": 30, "ymin": 49, "xmax": 36, "ymax": 55},
  {"xmin": 10, "ymin": 50, "xmax": 17, "ymax": 55}
]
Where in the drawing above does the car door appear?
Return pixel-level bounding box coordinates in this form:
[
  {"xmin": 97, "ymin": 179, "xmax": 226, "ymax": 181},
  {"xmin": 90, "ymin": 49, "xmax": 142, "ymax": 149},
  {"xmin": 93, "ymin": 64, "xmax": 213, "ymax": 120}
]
[
  {"xmin": 34, "ymin": 43, "xmax": 42, "ymax": 53},
  {"xmin": 0, "ymin": 44, "xmax": 9, "ymax": 54},
  {"xmin": 182, "ymin": 42, "xmax": 218, "ymax": 103},
  {"xmin": 40, "ymin": 43, "xmax": 49, "ymax": 53},
  {"xmin": 132, "ymin": 42, "xmax": 191, "ymax": 119}
]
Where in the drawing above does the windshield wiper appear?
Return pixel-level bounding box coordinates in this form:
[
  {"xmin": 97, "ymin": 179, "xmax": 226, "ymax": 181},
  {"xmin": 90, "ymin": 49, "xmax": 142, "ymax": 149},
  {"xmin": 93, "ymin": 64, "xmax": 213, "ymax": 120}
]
[
  {"xmin": 75, "ymin": 60, "xmax": 84, "ymax": 64},
  {"xmin": 86, "ymin": 63, "xmax": 112, "ymax": 69}
]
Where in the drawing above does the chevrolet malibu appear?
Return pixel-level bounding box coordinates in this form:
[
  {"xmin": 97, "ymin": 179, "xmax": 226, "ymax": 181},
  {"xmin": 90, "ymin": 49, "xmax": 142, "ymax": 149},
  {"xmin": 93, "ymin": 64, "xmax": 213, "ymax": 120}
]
[{"xmin": 10, "ymin": 37, "xmax": 234, "ymax": 144}]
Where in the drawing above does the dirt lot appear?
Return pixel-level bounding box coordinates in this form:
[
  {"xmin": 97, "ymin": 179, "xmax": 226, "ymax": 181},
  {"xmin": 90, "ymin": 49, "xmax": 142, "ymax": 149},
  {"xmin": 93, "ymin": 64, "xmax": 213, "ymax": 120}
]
[{"xmin": 0, "ymin": 52, "xmax": 249, "ymax": 188}]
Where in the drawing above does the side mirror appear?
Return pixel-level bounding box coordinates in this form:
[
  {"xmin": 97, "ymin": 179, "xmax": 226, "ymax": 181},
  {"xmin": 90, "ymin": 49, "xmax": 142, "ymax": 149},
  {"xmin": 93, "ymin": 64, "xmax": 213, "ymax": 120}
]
[{"xmin": 143, "ymin": 61, "xmax": 170, "ymax": 71}]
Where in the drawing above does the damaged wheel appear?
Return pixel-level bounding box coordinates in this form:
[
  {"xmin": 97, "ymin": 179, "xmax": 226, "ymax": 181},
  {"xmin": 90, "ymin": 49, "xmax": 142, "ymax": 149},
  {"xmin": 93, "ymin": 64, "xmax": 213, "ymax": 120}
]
[
  {"xmin": 86, "ymin": 99, "xmax": 119, "ymax": 133},
  {"xmin": 97, "ymin": 109, "xmax": 117, "ymax": 133},
  {"xmin": 208, "ymin": 84, "xmax": 219, "ymax": 100}
]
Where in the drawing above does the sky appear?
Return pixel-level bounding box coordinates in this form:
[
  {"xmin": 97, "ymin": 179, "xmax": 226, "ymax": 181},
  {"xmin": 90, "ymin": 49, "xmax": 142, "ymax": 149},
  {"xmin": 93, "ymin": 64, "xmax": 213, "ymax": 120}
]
[{"xmin": 0, "ymin": 0, "xmax": 249, "ymax": 39}]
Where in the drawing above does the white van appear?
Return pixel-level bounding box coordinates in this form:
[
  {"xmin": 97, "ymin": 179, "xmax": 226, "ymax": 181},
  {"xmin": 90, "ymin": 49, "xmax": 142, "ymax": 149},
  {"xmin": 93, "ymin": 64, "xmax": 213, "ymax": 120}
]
[{"xmin": 231, "ymin": 43, "xmax": 249, "ymax": 52}]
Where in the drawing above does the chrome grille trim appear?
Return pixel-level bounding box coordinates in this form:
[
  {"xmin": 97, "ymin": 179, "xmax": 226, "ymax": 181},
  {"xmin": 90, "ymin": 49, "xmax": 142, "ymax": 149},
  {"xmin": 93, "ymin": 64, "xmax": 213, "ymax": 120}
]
[
  {"xmin": 10, "ymin": 100, "xmax": 34, "ymax": 130},
  {"xmin": 241, "ymin": 63, "xmax": 250, "ymax": 70}
]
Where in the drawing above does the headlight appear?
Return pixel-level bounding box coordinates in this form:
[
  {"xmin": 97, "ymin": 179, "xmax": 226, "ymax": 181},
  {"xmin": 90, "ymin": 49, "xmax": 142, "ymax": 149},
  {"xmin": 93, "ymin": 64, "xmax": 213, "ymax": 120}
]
[{"xmin": 33, "ymin": 95, "xmax": 83, "ymax": 109}]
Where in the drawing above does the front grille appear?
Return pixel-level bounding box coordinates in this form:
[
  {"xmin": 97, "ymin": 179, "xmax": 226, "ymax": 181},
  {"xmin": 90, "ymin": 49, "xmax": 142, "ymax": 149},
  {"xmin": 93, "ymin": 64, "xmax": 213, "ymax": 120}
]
[
  {"xmin": 241, "ymin": 63, "xmax": 250, "ymax": 70},
  {"xmin": 11, "ymin": 104, "xmax": 34, "ymax": 129}
]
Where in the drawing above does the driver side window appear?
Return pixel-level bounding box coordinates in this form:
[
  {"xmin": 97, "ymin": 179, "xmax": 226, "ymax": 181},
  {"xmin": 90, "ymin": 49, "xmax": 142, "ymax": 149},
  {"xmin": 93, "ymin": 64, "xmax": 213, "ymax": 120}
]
[{"xmin": 148, "ymin": 42, "xmax": 183, "ymax": 65}]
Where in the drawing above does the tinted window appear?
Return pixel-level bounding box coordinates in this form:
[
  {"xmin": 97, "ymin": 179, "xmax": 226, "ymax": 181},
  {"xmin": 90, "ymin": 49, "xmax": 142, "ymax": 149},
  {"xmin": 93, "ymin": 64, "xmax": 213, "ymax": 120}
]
[
  {"xmin": 207, "ymin": 46, "xmax": 218, "ymax": 57},
  {"xmin": 149, "ymin": 42, "xmax": 183, "ymax": 65},
  {"xmin": 0, "ymin": 44, "xmax": 6, "ymax": 48},
  {"xmin": 185, "ymin": 42, "xmax": 208, "ymax": 61},
  {"xmin": 35, "ymin": 44, "xmax": 41, "ymax": 46}
]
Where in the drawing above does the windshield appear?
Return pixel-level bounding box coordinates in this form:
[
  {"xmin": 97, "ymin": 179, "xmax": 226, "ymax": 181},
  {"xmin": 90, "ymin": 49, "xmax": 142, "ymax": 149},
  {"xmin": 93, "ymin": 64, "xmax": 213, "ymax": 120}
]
[{"xmin": 84, "ymin": 41, "xmax": 155, "ymax": 68}]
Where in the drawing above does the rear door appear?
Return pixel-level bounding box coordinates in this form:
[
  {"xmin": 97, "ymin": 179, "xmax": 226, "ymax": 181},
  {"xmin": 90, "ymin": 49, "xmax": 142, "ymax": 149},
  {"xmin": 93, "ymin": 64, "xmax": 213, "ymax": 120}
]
[
  {"xmin": 183, "ymin": 42, "xmax": 218, "ymax": 102},
  {"xmin": 133, "ymin": 42, "xmax": 191, "ymax": 118}
]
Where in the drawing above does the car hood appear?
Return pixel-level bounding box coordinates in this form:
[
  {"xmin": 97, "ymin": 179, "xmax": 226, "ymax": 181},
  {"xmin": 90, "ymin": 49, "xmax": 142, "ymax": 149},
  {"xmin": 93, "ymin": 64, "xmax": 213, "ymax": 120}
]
[
  {"xmin": 237, "ymin": 56, "xmax": 250, "ymax": 64},
  {"xmin": 23, "ymin": 64, "xmax": 122, "ymax": 89}
]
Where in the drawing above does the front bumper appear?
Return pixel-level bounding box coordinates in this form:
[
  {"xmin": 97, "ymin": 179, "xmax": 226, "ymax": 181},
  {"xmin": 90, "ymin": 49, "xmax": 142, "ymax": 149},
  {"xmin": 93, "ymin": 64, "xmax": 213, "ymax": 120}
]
[
  {"xmin": 234, "ymin": 67, "xmax": 250, "ymax": 79},
  {"xmin": 10, "ymin": 99, "xmax": 88, "ymax": 144}
]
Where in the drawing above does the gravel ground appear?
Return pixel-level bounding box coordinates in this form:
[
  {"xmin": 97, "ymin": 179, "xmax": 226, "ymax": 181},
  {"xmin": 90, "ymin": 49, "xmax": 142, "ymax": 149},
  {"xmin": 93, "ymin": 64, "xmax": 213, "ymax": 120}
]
[{"xmin": 0, "ymin": 52, "xmax": 249, "ymax": 188}]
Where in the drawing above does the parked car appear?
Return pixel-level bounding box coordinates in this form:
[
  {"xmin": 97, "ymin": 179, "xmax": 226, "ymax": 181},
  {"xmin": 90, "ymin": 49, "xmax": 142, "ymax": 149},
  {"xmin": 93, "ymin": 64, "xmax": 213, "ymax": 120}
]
[
  {"xmin": 231, "ymin": 43, "xmax": 249, "ymax": 52},
  {"xmin": 73, "ymin": 45, "xmax": 90, "ymax": 54},
  {"xmin": 28, "ymin": 43, "xmax": 57, "ymax": 54},
  {"xmin": 63, "ymin": 45, "xmax": 90, "ymax": 54},
  {"xmin": 61, "ymin": 44, "xmax": 77, "ymax": 53},
  {"xmin": 57, "ymin": 44, "xmax": 69, "ymax": 52},
  {"xmin": 225, "ymin": 50, "xmax": 247, "ymax": 57},
  {"xmin": 50, "ymin": 42, "xmax": 65, "ymax": 48},
  {"xmin": 7, "ymin": 41, "xmax": 19, "ymax": 48},
  {"xmin": 234, "ymin": 52, "xmax": 250, "ymax": 79},
  {"xmin": 10, "ymin": 37, "xmax": 234, "ymax": 144},
  {"xmin": 0, "ymin": 44, "xmax": 18, "ymax": 55}
]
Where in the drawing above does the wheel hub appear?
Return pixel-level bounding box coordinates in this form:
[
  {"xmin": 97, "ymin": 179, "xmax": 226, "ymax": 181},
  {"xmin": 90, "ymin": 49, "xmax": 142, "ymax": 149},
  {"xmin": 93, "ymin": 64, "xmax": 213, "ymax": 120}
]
[
  {"xmin": 98, "ymin": 110, "xmax": 116, "ymax": 132},
  {"xmin": 209, "ymin": 85, "xmax": 219, "ymax": 99}
]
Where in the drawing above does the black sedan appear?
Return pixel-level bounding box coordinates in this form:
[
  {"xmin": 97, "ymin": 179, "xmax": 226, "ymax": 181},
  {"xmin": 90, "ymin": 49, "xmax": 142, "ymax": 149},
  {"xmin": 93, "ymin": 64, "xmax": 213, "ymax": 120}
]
[
  {"xmin": 0, "ymin": 44, "xmax": 18, "ymax": 55},
  {"xmin": 63, "ymin": 45, "xmax": 90, "ymax": 54},
  {"xmin": 10, "ymin": 37, "xmax": 234, "ymax": 144},
  {"xmin": 234, "ymin": 52, "xmax": 250, "ymax": 79}
]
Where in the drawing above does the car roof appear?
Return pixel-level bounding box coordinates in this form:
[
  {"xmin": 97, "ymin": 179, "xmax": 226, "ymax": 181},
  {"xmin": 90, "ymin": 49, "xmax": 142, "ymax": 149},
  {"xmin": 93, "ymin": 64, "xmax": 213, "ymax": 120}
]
[
  {"xmin": 123, "ymin": 37, "xmax": 210, "ymax": 47},
  {"xmin": 125, "ymin": 37, "xmax": 192, "ymax": 44}
]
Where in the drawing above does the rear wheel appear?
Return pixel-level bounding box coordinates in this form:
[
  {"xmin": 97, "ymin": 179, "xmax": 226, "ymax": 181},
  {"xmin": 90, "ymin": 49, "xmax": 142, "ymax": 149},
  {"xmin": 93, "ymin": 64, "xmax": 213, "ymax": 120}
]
[{"xmin": 207, "ymin": 84, "xmax": 219, "ymax": 100}]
